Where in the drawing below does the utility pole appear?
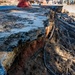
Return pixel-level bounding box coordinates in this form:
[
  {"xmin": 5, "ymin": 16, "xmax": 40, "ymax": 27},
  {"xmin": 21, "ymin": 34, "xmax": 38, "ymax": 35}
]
[
  {"xmin": 60, "ymin": 0, "xmax": 63, "ymax": 4},
  {"xmin": 67, "ymin": 0, "xmax": 70, "ymax": 5},
  {"xmin": 74, "ymin": 0, "xmax": 75, "ymax": 4}
]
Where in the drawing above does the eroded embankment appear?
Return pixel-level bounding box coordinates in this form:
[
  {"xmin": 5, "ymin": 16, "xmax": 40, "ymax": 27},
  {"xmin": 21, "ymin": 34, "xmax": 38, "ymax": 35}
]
[
  {"xmin": 1, "ymin": 5, "xmax": 75, "ymax": 75},
  {"xmin": 0, "ymin": 6, "xmax": 51, "ymax": 75},
  {"xmin": 8, "ymin": 10, "xmax": 75, "ymax": 75}
]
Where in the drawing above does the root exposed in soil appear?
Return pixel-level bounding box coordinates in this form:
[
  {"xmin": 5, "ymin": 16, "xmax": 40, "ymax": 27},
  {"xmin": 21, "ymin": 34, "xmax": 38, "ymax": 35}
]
[{"xmin": 8, "ymin": 13, "xmax": 75, "ymax": 75}]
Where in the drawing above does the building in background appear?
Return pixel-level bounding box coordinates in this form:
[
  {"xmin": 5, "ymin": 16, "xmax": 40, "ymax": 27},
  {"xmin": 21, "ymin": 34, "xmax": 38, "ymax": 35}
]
[
  {"xmin": 61, "ymin": 0, "xmax": 75, "ymax": 4},
  {"xmin": 0, "ymin": 0, "xmax": 75, "ymax": 5},
  {"xmin": 52, "ymin": 0, "xmax": 75, "ymax": 4},
  {"xmin": 0, "ymin": 0, "xmax": 18, "ymax": 5}
]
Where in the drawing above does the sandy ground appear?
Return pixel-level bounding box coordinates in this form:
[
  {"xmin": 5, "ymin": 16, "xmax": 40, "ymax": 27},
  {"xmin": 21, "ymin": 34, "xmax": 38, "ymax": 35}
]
[{"xmin": 62, "ymin": 5, "xmax": 75, "ymax": 14}]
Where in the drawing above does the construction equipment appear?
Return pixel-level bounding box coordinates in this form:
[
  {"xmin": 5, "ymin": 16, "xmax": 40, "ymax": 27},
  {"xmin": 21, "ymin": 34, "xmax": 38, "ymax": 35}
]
[
  {"xmin": 17, "ymin": 0, "xmax": 48, "ymax": 7},
  {"xmin": 17, "ymin": 0, "xmax": 31, "ymax": 7}
]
